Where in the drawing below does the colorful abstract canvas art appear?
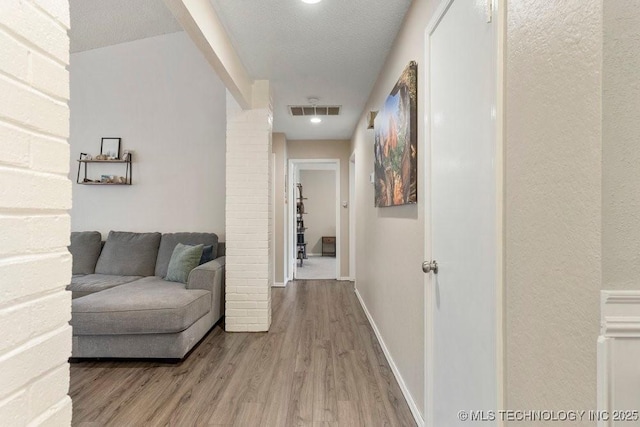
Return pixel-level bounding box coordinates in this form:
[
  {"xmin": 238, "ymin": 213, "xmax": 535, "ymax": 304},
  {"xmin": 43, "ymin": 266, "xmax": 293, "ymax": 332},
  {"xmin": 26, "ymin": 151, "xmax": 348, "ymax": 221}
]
[{"xmin": 374, "ymin": 61, "xmax": 418, "ymax": 207}]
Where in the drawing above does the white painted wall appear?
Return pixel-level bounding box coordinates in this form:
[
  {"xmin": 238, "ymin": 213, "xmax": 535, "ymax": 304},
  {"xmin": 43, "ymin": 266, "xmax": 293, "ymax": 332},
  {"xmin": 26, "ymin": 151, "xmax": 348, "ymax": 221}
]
[
  {"xmin": 164, "ymin": 0, "xmax": 253, "ymax": 109},
  {"xmin": 300, "ymin": 170, "xmax": 336, "ymax": 255},
  {"xmin": 69, "ymin": 32, "xmax": 227, "ymax": 238},
  {"xmin": 603, "ymin": 0, "xmax": 640, "ymax": 292},
  {"xmin": 0, "ymin": 0, "xmax": 73, "ymax": 424},
  {"xmin": 505, "ymin": 0, "xmax": 602, "ymax": 413}
]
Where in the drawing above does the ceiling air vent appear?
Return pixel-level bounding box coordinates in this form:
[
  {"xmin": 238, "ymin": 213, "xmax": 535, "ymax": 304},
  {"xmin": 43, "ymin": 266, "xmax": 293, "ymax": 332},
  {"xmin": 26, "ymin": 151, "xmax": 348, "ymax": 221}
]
[{"xmin": 289, "ymin": 105, "xmax": 341, "ymax": 117}]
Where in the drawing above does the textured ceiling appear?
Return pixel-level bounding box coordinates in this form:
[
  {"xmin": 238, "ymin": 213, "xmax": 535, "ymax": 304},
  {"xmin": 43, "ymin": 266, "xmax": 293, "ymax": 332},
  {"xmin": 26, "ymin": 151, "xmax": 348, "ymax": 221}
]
[
  {"xmin": 69, "ymin": 0, "xmax": 182, "ymax": 53},
  {"xmin": 69, "ymin": 0, "xmax": 411, "ymax": 140},
  {"xmin": 210, "ymin": 0, "xmax": 412, "ymax": 140}
]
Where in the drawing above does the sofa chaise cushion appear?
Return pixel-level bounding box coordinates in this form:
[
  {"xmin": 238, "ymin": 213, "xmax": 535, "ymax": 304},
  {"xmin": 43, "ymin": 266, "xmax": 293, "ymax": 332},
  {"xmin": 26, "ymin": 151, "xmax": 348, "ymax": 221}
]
[
  {"xmin": 70, "ymin": 231, "xmax": 102, "ymax": 275},
  {"xmin": 67, "ymin": 274, "xmax": 143, "ymax": 299},
  {"xmin": 95, "ymin": 231, "xmax": 161, "ymax": 276},
  {"xmin": 155, "ymin": 232, "xmax": 219, "ymax": 277},
  {"xmin": 72, "ymin": 277, "xmax": 211, "ymax": 336}
]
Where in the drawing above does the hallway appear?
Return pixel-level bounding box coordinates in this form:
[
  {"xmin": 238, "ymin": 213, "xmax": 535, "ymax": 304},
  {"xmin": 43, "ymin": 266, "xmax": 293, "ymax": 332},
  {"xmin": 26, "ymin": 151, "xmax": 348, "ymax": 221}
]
[{"xmin": 69, "ymin": 281, "xmax": 416, "ymax": 426}]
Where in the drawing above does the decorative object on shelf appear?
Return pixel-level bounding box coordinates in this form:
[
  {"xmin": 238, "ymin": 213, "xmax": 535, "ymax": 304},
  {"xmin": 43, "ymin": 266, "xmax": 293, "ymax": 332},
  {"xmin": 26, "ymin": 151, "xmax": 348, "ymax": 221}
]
[
  {"xmin": 374, "ymin": 60, "xmax": 418, "ymax": 207},
  {"xmin": 76, "ymin": 151, "xmax": 132, "ymax": 185},
  {"xmin": 121, "ymin": 150, "xmax": 133, "ymax": 161},
  {"xmin": 296, "ymin": 183, "xmax": 308, "ymax": 266},
  {"xmin": 367, "ymin": 110, "xmax": 378, "ymax": 129},
  {"xmin": 99, "ymin": 175, "xmax": 126, "ymax": 184},
  {"xmin": 101, "ymin": 137, "xmax": 121, "ymax": 160}
]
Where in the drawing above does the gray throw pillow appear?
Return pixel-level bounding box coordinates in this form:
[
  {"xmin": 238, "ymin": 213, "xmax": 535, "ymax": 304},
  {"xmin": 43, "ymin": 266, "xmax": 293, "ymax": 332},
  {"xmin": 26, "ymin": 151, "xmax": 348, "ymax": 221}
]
[
  {"xmin": 69, "ymin": 231, "xmax": 102, "ymax": 275},
  {"xmin": 95, "ymin": 231, "xmax": 161, "ymax": 276},
  {"xmin": 155, "ymin": 233, "xmax": 219, "ymax": 277},
  {"xmin": 165, "ymin": 243, "xmax": 204, "ymax": 284},
  {"xmin": 200, "ymin": 245, "xmax": 214, "ymax": 265}
]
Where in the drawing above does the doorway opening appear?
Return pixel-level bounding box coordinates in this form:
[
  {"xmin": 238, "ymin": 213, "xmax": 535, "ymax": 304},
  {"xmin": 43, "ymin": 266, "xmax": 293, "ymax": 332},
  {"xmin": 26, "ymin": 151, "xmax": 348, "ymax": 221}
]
[{"xmin": 288, "ymin": 159, "xmax": 341, "ymax": 281}]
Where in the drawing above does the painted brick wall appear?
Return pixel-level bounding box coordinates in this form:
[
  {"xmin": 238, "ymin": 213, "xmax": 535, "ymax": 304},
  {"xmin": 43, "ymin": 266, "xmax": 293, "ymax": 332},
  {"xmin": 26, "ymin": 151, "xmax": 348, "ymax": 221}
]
[
  {"xmin": 0, "ymin": 0, "xmax": 72, "ymax": 425},
  {"xmin": 225, "ymin": 90, "xmax": 273, "ymax": 332}
]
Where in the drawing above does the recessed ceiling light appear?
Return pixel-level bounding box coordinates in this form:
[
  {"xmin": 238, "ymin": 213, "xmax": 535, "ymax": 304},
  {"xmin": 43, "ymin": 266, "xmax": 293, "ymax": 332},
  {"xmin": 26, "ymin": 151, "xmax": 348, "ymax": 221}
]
[
  {"xmin": 310, "ymin": 117, "xmax": 322, "ymax": 124},
  {"xmin": 301, "ymin": 0, "xmax": 322, "ymax": 4}
]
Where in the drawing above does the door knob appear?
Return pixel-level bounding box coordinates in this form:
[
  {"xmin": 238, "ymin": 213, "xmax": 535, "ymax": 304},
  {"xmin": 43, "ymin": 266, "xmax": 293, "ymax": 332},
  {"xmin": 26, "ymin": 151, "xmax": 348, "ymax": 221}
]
[{"xmin": 422, "ymin": 260, "xmax": 438, "ymax": 274}]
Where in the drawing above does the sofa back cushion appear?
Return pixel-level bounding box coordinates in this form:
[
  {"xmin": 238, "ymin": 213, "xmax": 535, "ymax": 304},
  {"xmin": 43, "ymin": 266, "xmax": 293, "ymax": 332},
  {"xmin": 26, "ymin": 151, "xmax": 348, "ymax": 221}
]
[
  {"xmin": 155, "ymin": 232, "xmax": 219, "ymax": 277},
  {"xmin": 70, "ymin": 231, "xmax": 103, "ymax": 275},
  {"xmin": 95, "ymin": 231, "xmax": 161, "ymax": 276}
]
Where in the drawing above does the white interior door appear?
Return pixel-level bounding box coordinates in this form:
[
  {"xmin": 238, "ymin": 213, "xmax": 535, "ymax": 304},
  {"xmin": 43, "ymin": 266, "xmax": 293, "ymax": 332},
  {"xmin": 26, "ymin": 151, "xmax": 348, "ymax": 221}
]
[
  {"xmin": 426, "ymin": 0, "xmax": 499, "ymax": 425},
  {"xmin": 349, "ymin": 154, "xmax": 356, "ymax": 280}
]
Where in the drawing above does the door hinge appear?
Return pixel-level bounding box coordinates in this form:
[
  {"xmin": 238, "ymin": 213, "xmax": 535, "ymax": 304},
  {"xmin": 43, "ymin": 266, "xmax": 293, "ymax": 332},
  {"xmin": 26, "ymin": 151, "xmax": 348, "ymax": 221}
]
[{"xmin": 486, "ymin": 0, "xmax": 493, "ymax": 23}]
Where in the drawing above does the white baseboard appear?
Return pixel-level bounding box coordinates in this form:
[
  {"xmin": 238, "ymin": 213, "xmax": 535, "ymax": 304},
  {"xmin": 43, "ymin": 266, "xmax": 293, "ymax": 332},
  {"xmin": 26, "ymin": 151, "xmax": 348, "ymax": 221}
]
[
  {"xmin": 354, "ymin": 288, "xmax": 424, "ymax": 427},
  {"xmin": 337, "ymin": 276, "xmax": 352, "ymax": 281},
  {"xmin": 272, "ymin": 281, "xmax": 287, "ymax": 288}
]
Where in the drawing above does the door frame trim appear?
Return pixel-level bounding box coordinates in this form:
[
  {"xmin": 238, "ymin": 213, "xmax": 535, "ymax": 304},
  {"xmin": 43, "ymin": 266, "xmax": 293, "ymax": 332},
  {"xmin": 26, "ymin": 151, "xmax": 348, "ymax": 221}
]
[
  {"xmin": 287, "ymin": 158, "xmax": 341, "ymax": 280},
  {"xmin": 495, "ymin": 0, "xmax": 506, "ymax": 417},
  {"xmin": 422, "ymin": 0, "xmax": 506, "ymax": 425}
]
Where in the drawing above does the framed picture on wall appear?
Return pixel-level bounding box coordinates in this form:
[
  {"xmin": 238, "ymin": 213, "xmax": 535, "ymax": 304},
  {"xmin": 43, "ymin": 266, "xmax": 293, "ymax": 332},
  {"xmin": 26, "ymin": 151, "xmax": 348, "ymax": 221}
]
[
  {"xmin": 373, "ymin": 61, "xmax": 418, "ymax": 207},
  {"xmin": 101, "ymin": 137, "xmax": 121, "ymax": 159}
]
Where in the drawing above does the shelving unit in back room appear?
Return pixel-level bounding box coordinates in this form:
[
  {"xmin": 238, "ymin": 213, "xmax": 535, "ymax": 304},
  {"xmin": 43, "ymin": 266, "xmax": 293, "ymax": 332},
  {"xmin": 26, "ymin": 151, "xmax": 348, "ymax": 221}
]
[{"xmin": 296, "ymin": 183, "xmax": 308, "ymax": 266}]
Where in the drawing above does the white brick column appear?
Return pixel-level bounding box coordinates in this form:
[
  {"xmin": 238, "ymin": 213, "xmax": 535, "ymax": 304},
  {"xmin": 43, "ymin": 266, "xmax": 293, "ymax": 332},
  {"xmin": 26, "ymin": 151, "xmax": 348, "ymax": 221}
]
[
  {"xmin": 0, "ymin": 0, "xmax": 72, "ymax": 425},
  {"xmin": 225, "ymin": 81, "xmax": 273, "ymax": 332}
]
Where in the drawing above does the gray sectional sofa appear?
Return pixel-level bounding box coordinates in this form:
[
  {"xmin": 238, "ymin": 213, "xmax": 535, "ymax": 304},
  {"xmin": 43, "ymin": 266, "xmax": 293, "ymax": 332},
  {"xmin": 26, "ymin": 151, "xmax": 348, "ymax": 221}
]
[{"xmin": 68, "ymin": 231, "xmax": 225, "ymax": 360}]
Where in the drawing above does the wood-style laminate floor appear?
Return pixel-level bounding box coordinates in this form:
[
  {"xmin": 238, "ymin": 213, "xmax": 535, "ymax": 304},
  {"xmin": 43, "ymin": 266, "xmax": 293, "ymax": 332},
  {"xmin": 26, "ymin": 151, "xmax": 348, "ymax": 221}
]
[{"xmin": 70, "ymin": 280, "xmax": 417, "ymax": 426}]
